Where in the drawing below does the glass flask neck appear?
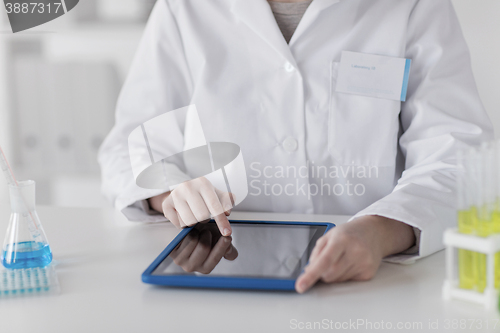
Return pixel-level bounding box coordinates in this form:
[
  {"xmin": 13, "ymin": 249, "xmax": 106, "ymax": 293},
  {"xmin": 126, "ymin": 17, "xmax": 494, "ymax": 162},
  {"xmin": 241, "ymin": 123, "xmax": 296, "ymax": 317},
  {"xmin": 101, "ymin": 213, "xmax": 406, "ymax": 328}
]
[{"xmin": 9, "ymin": 180, "xmax": 36, "ymax": 213}]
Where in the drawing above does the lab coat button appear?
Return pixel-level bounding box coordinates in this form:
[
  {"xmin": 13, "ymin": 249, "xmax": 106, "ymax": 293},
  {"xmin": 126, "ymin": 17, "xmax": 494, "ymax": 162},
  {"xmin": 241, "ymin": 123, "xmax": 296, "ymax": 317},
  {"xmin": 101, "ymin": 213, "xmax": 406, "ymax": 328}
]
[
  {"xmin": 283, "ymin": 137, "xmax": 298, "ymax": 152},
  {"xmin": 284, "ymin": 62, "xmax": 295, "ymax": 72}
]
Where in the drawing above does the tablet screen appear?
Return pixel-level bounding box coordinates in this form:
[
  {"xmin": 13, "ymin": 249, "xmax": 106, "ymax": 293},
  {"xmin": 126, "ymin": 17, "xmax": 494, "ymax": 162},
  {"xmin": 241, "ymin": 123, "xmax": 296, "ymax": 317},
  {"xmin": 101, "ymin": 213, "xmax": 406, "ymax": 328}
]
[{"xmin": 152, "ymin": 222, "xmax": 327, "ymax": 279}]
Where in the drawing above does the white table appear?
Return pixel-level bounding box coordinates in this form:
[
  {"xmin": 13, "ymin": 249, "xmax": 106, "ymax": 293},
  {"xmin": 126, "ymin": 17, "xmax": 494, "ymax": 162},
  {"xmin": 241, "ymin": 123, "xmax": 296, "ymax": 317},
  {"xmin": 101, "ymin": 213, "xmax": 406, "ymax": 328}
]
[{"xmin": 0, "ymin": 206, "xmax": 498, "ymax": 333}]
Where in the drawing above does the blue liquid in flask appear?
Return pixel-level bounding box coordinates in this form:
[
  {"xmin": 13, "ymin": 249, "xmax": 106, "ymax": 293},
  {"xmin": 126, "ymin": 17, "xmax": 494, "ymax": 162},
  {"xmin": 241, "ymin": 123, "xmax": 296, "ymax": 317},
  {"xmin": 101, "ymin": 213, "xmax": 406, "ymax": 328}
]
[
  {"xmin": 2, "ymin": 180, "xmax": 53, "ymax": 269},
  {"xmin": 2, "ymin": 241, "xmax": 52, "ymax": 269}
]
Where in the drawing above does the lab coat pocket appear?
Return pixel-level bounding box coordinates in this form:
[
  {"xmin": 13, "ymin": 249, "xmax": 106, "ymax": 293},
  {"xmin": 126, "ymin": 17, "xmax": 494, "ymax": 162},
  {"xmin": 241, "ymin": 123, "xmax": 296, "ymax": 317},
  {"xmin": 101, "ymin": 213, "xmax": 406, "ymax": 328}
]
[{"xmin": 328, "ymin": 61, "xmax": 401, "ymax": 166}]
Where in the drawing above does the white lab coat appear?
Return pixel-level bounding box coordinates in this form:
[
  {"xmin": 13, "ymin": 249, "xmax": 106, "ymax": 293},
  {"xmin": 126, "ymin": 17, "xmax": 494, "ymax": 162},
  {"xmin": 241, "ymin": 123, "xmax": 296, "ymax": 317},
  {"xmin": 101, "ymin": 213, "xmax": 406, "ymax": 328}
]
[{"xmin": 98, "ymin": 0, "xmax": 493, "ymax": 263}]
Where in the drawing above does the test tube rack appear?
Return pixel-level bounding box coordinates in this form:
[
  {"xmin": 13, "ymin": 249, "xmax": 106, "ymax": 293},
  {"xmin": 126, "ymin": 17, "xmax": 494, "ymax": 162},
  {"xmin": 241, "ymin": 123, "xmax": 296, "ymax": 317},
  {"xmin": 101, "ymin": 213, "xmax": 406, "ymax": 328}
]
[
  {"xmin": 0, "ymin": 265, "xmax": 59, "ymax": 298},
  {"xmin": 442, "ymin": 228, "xmax": 500, "ymax": 309}
]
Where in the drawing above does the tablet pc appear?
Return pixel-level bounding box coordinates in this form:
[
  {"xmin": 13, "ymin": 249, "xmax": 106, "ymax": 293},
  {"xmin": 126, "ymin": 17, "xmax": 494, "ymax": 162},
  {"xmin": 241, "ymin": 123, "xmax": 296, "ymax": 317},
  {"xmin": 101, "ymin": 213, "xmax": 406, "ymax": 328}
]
[{"xmin": 142, "ymin": 220, "xmax": 335, "ymax": 291}]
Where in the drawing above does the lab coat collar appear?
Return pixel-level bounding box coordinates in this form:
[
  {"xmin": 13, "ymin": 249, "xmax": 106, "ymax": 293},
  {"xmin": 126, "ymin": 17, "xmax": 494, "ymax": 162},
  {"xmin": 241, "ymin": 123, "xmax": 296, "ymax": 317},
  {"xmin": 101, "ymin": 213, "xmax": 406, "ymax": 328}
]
[
  {"xmin": 231, "ymin": 0, "xmax": 296, "ymax": 64},
  {"xmin": 231, "ymin": 0, "xmax": 342, "ymax": 62},
  {"xmin": 290, "ymin": 0, "xmax": 341, "ymax": 45}
]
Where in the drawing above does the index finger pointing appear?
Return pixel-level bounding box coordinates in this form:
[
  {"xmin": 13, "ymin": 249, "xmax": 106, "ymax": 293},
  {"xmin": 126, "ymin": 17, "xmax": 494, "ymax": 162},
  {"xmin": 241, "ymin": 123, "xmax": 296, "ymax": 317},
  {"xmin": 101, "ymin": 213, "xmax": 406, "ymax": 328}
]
[
  {"xmin": 296, "ymin": 243, "xmax": 344, "ymax": 293},
  {"xmin": 295, "ymin": 254, "xmax": 329, "ymax": 294},
  {"xmin": 199, "ymin": 187, "xmax": 232, "ymax": 236},
  {"xmin": 214, "ymin": 212, "xmax": 232, "ymax": 236}
]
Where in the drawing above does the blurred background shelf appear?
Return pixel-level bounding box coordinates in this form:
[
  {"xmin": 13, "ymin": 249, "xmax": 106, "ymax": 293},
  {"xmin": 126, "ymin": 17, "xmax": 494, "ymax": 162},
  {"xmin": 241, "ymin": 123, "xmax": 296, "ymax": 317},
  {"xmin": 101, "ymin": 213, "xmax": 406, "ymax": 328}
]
[{"xmin": 0, "ymin": 0, "xmax": 151, "ymax": 208}]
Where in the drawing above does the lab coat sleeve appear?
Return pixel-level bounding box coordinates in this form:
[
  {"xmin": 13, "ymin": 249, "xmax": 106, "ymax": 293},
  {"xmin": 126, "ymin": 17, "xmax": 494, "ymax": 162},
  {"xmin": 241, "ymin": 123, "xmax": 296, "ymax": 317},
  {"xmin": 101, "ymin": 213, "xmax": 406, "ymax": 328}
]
[
  {"xmin": 349, "ymin": 0, "xmax": 494, "ymax": 263},
  {"xmin": 98, "ymin": 0, "xmax": 193, "ymax": 222}
]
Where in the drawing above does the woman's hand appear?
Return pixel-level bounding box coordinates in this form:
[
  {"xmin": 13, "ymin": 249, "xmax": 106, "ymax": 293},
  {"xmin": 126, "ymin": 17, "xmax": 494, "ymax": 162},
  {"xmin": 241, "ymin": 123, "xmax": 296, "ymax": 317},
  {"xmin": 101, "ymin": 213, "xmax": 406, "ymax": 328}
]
[
  {"xmin": 149, "ymin": 177, "xmax": 234, "ymax": 236},
  {"xmin": 295, "ymin": 215, "xmax": 416, "ymax": 293}
]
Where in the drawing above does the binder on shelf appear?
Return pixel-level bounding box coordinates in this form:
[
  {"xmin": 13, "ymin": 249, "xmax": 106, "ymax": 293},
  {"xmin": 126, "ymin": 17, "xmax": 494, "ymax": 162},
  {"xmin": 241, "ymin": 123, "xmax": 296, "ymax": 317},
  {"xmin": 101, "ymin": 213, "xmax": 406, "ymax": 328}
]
[
  {"xmin": 12, "ymin": 57, "xmax": 49, "ymax": 175},
  {"xmin": 44, "ymin": 62, "xmax": 79, "ymax": 174},
  {"xmin": 71, "ymin": 62, "xmax": 119, "ymax": 174}
]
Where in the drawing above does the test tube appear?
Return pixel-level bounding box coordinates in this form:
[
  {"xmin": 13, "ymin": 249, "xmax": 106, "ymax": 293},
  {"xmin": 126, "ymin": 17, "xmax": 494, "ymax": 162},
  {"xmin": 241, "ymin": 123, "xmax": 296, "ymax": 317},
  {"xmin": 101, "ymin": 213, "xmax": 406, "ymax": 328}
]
[
  {"xmin": 479, "ymin": 142, "xmax": 495, "ymax": 237},
  {"xmin": 493, "ymin": 141, "xmax": 500, "ymax": 287},
  {"xmin": 495, "ymin": 140, "xmax": 500, "ymax": 231},
  {"xmin": 457, "ymin": 148, "xmax": 475, "ymax": 290},
  {"xmin": 466, "ymin": 147, "xmax": 481, "ymax": 234}
]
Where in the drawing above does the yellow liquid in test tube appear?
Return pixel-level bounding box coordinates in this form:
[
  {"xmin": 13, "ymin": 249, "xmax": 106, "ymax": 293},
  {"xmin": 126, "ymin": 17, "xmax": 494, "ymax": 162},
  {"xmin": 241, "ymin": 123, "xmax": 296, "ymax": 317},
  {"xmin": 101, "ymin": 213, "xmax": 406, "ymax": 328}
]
[
  {"xmin": 477, "ymin": 205, "xmax": 493, "ymax": 237},
  {"xmin": 476, "ymin": 205, "xmax": 490, "ymax": 293},
  {"xmin": 494, "ymin": 208, "xmax": 500, "ymax": 288},
  {"xmin": 458, "ymin": 208, "xmax": 476, "ymax": 290},
  {"xmin": 476, "ymin": 252, "xmax": 487, "ymax": 292},
  {"xmin": 475, "ymin": 205, "xmax": 500, "ymax": 292},
  {"xmin": 456, "ymin": 145, "xmax": 500, "ymax": 293}
]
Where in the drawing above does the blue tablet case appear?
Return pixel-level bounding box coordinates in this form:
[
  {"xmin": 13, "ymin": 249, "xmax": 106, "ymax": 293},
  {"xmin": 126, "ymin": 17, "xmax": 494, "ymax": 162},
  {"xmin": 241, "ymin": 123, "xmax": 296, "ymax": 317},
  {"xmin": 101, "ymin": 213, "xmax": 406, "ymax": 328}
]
[{"xmin": 142, "ymin": 220, "xmax": 335, "ymax": 291}]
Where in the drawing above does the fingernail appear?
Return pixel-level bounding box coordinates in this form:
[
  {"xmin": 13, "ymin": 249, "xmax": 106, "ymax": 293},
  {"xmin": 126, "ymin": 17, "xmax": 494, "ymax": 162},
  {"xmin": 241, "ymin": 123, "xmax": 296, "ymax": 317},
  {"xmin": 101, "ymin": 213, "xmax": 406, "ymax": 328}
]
[{"xmin": 223, "ymin": 228, "xmax": 231, "ymax": 236}]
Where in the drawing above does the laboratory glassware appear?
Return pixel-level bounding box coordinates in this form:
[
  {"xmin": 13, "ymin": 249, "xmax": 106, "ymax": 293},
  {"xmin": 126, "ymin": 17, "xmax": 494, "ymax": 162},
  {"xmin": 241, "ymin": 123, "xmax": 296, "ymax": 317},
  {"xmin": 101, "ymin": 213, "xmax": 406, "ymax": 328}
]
[{"xmin": 2, "ymin": 180, "xmax": 53, "ymax": 269}]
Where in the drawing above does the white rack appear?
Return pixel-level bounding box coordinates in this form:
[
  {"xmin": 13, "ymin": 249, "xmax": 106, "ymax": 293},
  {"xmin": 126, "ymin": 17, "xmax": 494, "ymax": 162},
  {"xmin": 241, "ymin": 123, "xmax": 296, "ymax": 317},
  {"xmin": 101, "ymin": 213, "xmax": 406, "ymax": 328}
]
[{"xmin": 442, "ymin": 228, "xmax": 500, "ymax": 309}]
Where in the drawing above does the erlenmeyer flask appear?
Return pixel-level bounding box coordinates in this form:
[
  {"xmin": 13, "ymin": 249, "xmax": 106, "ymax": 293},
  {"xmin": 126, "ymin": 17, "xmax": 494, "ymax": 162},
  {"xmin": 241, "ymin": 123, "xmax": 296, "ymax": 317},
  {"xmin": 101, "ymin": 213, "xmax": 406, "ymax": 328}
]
[{"xmin": 2, "ymin": 180, "xmax": 52, "ymax": 269}]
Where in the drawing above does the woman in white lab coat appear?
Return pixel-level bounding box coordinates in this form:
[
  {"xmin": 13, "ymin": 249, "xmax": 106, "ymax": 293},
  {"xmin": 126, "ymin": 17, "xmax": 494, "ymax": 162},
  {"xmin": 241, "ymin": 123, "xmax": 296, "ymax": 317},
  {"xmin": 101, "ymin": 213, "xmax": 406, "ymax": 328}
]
[{"xmin": 98, "ymin": 0, "xmax": 493, "ymax": 293}]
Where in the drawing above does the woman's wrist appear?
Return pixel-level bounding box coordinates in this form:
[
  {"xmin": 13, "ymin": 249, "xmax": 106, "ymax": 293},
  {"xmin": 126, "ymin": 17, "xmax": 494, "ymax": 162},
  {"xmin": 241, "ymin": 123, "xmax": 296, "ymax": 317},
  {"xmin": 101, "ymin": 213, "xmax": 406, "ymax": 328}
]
[
  {"xmin": 351, "ymin": 215, "xmax": 416, "ymax": 257},
  {"xmin": 148, "ymin": 192, "xmax": 171, "ymax": 213}
]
